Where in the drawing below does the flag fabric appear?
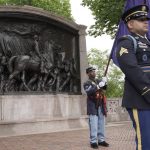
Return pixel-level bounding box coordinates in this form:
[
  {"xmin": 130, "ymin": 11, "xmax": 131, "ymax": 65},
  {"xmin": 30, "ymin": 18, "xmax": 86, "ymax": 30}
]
[{"xmin": 111, "ymin": 0, "xmax": 150, "ymax": 66}]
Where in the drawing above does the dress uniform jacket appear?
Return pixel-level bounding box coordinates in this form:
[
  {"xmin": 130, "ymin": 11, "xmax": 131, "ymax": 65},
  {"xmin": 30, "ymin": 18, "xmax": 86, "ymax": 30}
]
[
  {"xmin": 83, "ymin": 79, "xmax": 106, "ymax": 115},
  {"xmin": 117, "ymin": 32, "xmax": 150, "ymax": 109}
]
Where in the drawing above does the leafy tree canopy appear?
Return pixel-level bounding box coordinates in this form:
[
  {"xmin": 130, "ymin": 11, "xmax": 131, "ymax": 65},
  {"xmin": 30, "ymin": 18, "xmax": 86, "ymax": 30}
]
[
  {"xmin": 0, "ymin": 0, "xmax": 73, "ymax": 20},
  {"xmin": 82, "ymin": 0, "xmax": 125, "ymax": 37}
]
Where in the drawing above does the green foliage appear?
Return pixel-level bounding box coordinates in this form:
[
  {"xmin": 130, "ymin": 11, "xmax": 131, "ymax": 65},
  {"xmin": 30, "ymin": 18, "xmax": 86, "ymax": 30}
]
[
  {"xmin": 88, "ymin": 48, "xmax": 124, "ymax": 98},
  {"xmin": 88, "ymin": 48, "xmax": 108, "ymax": 77},
  {"xmin": 82, "ymin": 0, "xmax": 125, "ymax": 37},
  {"xmin": 106, "ymin": 64, "xmax": 124, "ymax": 98},
  {"xmin": 0, "ymin": 0, "xmax": 73, "ymax": 20}
]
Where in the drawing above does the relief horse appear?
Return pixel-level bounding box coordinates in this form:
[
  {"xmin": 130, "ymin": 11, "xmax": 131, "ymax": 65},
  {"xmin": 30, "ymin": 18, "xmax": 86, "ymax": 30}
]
[{"xmin": 4, "ymin": 55, "xmax": 53, "ymax": 92}]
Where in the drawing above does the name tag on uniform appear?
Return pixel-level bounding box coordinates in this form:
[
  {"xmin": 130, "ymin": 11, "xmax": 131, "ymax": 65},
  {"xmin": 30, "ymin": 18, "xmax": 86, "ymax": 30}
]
[{"xmin": 138, "ymin": 42, "xmax": 148, "ymax": 48}]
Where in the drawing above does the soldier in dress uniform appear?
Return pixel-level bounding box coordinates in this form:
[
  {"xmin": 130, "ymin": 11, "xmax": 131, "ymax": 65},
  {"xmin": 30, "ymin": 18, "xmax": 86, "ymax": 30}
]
[
  {"xmin": 83, "ymin": 66, "xmax": 109, "ymax": 149},
  {"xmin": 116, "ymin": 5, "xmax": 150, "ymax": 150}
]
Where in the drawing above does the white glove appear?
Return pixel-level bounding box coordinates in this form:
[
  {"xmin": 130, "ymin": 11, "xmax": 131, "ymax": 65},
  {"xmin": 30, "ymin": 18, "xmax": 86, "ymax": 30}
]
[
  {"xmin": 102, "ymin": 76, "xmax": 107, "ymax": 83},
  {"xmin": 98, "ymin": 81, "xmax": 105, "ymax": 87}
]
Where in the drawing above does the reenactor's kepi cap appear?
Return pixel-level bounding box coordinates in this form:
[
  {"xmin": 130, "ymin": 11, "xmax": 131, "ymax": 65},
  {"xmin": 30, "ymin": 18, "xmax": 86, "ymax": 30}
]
[
  {"xmin": 122, "ymin": 5, "xmax": 150, "ymax": 23},
  {"xmin": 86, "ymin": 66, "xmax": 96, "ymax": 74}
]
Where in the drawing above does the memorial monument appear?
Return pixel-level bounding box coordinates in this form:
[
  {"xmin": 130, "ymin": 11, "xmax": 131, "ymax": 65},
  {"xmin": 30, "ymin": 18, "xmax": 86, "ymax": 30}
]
[{"xmin": 0, "ymin": 5, "xmax": 88, "ymax": 136}]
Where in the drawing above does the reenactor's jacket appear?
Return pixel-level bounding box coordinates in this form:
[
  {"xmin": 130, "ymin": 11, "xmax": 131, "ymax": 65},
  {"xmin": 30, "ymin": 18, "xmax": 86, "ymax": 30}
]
[
  {"xmin": 117, "ymin": 32, "xmax": 150, "ymax": 109},
  {"xmin": 83, "ymin": 78, "xmax": 107, "ymax": 115}
]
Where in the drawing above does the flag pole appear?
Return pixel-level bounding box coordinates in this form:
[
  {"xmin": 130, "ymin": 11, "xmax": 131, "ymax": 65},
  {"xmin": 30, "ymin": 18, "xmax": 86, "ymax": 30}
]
[{"xmin": 104, "ymin": 50, "xmax": 112, "ymax": 76}]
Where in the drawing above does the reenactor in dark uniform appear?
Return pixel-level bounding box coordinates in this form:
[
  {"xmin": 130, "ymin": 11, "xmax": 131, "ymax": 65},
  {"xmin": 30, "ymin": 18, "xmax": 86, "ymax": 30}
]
[
  {"xmin": 117, "ymin": 5, "xmax": 150, "ymax": 150},
  {"xmin": 83, "ymin": 66, "xmax": 109, "ymax": 149}
]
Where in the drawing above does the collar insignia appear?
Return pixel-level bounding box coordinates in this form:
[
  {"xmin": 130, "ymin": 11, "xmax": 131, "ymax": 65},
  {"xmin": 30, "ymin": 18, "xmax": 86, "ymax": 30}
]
[
  {"xmin": 135, "ymin": 36, "xmax": 139, "ymax": 40},
  {"xmin": 142, "ymin": 6, "xmax": 146, "ymax": 11}
]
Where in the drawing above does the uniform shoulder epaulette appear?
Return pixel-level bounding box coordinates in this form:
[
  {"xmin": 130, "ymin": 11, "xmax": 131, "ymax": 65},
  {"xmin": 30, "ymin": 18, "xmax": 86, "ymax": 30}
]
[
  {"xmin": 118, "ymin": 35, "xmax": 132, "ymax": 42},
  {"xmin": 85, "ymin": 79, "xmax": 97, "ymax": 86},
  {"xmin": 118, "ymin": 35, "xmax": 137, "ymax": 53},
  {"xmin": 84, "ymin": 80, "xmax": 91, "ymax": 85}
]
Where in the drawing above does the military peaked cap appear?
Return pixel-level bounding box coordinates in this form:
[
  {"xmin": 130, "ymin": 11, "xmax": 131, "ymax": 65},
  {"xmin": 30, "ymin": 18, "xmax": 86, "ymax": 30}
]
[
  {"xmin": 122, "ymin": 5, "xmax": 150, "ymax": 23},
  {"xmin": 86, "ymin": 66, "xmax": 96, "ymax": 73}
]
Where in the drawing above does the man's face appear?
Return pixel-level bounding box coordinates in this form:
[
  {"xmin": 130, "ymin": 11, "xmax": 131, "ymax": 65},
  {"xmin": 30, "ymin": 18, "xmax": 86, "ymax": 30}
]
[
  {"xmin": 87, "ymin": 70, "xmax": 96, "ymax": 78},
  {"xmin": 127, "ymin": 19, "xmax": 149, "ymax": 35}
]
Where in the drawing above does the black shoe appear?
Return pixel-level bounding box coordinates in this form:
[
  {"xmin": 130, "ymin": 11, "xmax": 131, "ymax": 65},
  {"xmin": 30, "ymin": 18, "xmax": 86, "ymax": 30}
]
[
  {"xmin": 98, "ymin": 141, "xmax": 109, "ymax": 147},
  {"xmin": 90, "ymin": 143, "xmax": 98, "ymax": 149}
]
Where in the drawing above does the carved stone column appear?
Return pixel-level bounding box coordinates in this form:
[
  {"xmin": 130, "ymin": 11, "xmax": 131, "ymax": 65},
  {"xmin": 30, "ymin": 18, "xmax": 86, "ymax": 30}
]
[{"xmin": 78, "ymin": 25, "xmax": 88, "ymax": 94}]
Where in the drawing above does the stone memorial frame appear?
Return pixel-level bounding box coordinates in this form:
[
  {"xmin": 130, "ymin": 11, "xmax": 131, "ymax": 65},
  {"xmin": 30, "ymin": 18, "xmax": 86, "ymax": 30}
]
[{"xmin": 0, "ymin": 6, "xmax": 89, "ymax": 137}]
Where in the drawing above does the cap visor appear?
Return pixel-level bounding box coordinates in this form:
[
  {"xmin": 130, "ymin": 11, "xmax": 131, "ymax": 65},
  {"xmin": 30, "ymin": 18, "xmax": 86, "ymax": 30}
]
[{"xmin": 135, "ymin": 16, "xmax": 150, "ymax": 21}]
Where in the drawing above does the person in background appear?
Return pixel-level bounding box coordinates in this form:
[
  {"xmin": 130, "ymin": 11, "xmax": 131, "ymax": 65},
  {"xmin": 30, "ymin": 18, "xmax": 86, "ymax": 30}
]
[{"xmin": 83, "ymin": 66, "xmax": 109, "ymax": 149}]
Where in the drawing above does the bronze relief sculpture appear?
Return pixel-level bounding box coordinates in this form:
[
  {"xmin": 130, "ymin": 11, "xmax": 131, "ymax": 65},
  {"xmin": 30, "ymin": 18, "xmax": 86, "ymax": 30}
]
[{"xmin": 0, "ymin": 9, "xmax": 80, "ymax": 94}]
